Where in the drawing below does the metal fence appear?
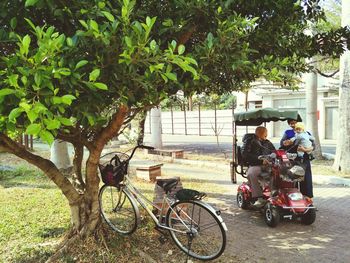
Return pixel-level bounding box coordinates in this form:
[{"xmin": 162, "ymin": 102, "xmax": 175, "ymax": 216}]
[{"xmin": 144, "ymin": 107, "xmax": 256, "ymax": 137}]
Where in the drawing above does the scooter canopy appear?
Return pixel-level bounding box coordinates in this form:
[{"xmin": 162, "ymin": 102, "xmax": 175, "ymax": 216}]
[{"xmin": 233, "ymin": 108, "xmax": 302, "ymax": 126}]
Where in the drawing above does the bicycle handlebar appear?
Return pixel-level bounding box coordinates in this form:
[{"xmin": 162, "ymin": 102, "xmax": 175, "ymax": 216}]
[{"xmin": 127, "ymin": 144, "xmax": 155, "ymax": 162}]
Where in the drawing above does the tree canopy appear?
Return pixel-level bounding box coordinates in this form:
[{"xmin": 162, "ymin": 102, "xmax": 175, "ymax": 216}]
[{"xmin": 1, "ymin": 0, "xmax": 349, "ymax": 145}]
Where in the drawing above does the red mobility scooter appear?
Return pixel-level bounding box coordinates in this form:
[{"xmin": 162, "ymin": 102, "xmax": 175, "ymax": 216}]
[{"xmin": 231, "ymin": 108, "xmax": 316, "ymax": 227}]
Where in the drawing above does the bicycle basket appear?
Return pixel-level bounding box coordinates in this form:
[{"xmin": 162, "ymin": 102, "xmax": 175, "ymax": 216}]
[
  {"xmin": 175, "ymin": 189, "xmax": 206, "ymax": 201},
  {"xmin": 99, "ymin": 152, "xmax": 129, "ymax": 186}
]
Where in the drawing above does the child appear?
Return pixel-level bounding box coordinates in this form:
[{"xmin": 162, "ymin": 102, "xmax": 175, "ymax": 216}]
[{"xmin": 290, "ymin": 122, "xmax": 314, "ymax": 158}]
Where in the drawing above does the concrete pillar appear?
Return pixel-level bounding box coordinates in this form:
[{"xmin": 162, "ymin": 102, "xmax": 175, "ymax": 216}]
[
  {"xmin": 50, "ymin": 140, "xmax": 71, "ymax": 169},
  {"xmin": 150, "ymin": 107, "xmax": 163, "ymax": 149}
]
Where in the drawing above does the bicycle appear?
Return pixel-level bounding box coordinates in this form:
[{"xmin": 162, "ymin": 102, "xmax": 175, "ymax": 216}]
[{"xmin": 98, "ymin": 145, "xmax": 227, "ymax": 261}]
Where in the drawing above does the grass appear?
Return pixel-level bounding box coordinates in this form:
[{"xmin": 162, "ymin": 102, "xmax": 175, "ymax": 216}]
[
  {"xmin": 0, "ymin": 153, "xmax": 229, "ymax": 263},
  {"xmin": 312, "ymin": 159, "xmax": 350, "ymax": 178},
  {"xmin": 0, "ymin": 167, "xmax": 70, "ymax": 263}
]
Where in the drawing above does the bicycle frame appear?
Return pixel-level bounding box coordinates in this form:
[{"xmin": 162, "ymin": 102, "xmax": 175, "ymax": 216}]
[{"xmin": 123, "ymin": 176, "xmax": 194, "ymax": 234}]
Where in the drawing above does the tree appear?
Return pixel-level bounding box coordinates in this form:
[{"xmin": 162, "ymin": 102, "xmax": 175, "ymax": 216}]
[
  {"xmin": 333, "ymin": 0, "xmax": 350, "ymax": 173},
  {"xmin": 0, "ymin": 0, "xmax": 349, "ymax": 254},
  {"xmin": 305, "ymin": 58, "xmax": 323, "ymax": 159}
]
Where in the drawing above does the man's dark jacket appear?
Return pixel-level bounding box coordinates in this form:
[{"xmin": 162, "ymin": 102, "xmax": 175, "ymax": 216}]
[{"xmin": 243, "ymin": 135, "xmax": 275, "ymax": 166}]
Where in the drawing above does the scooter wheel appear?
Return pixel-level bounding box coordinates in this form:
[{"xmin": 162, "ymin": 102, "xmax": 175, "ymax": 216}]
[
  {"xmin": 237, "ymin": 191, "xmax": 249, "ymax": 209},
  {"xmin": 264, "ymin": 203, "xmax": 280, "ymax": 227},
  {"xmin": 301, "ymin": 205, "xmax": 316, "ymax": 225}
]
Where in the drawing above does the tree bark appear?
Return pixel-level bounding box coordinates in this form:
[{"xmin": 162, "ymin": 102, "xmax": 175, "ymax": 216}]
[
  {"xmin": 72, "ymin": 142, "xmax": 85, "ymax": 190},
  {"xmin": 137, "ymin": 109, "xmax": 147, "ymax": 145},
  {"xmin": 305, "ymin": 63, "xmax": 323, "ymax": 159},
  {"xmin": 333, "ymin": 0, "xmax": 350, "ymax": 173}
]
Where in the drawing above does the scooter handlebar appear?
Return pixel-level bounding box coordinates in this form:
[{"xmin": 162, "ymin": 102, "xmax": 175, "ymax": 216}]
[{"xmin": 258, "ymin": 153, "xmax": 276, "ymax": 160}]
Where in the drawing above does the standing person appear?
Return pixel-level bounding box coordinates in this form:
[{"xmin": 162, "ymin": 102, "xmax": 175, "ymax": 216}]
[
  {"xmin": 280, "ymin": 121, "xmax": 314, "ymax": 199},
  {"xmin": 244, "ymin": 126, "xmax": 275, "ymax": 207}
]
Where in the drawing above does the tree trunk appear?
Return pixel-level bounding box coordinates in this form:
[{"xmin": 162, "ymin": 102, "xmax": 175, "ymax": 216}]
[
  {"xmin": 333, "ymin": 0, "xmax": 350, "ymax": 173},
  {"xmin": 305, "ymin": 63, "xmax": 323, "ymax": 159},
  {"xmin": 0, "ymin": 106, "xmax": 130, "ymax": 256},
  {"xmin": 72, "ymin": 143, "xmax": 85, "ymax": 190},
  {"xmin": 137, "ymin": 110, "xmax": 147, "ymax": 145},
  {"xmin": 188, "ymin": 95, "xmax": 193, "ymax": 111}
]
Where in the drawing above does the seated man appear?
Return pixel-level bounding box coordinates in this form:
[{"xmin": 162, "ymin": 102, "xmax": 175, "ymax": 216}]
[{"xmin": 243, "ymin": 126, "xmax": 275, "ymax": 207}]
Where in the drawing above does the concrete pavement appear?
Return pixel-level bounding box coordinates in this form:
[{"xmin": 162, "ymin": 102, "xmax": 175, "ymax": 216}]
[{"xmin": 136, "ymin": 160, "xmax": 350, "ymax": 263}]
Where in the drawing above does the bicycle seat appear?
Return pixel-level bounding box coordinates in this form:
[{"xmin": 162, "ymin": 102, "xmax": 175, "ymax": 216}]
[{"xmin": 156, "ymin": 178, "xmax": 178, "ymax": 193}]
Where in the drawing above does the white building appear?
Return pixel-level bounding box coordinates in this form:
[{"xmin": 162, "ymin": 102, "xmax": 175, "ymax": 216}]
[{"xmin": 234, "ymin": 74, "xmax": 339, "ymax": 140}]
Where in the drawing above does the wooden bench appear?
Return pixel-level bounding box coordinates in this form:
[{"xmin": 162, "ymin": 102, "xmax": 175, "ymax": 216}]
[
  {"xmin": 147, "ymin": 148, "xmax": 184, "ymax": 159},
  {"xmin": 136, "ymin": 163, "xmax": 163, "ymax": 182}
]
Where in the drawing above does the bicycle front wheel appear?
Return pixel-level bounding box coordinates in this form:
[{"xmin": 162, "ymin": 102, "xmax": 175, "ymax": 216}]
[
  {"xmin": 166, "ymin": 200, "xmax": 226, "ymax": 261},
  {"xmin": 99, "ymin": 185, "xmax": 139, "ymax": 235}
]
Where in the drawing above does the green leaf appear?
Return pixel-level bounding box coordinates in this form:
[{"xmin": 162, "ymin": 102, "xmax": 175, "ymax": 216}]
[
  {"xmin": 27, "ymin": 111, "xmax": 38, "ymax": 123},
  {"xmin": 45, "ymin": 119, "xmax": 61, "ymax": 130},
  {"xmin": 125, "ymin": 36, "xmax": 132, "ymax": 48},
  {"xmin": 102, "ymin": 11, "xmax": 115, "ymax": 22},
  {"xmin": 0, "ymin": 88, "xmax": 15, "ymax": 97},
  {"xmin": 98, "ymin": 1, "xmax": 106, "ymax": 8},
  {"xmin": 39, "ymin": 130, "xmax": 54, "ymax": 145},
  {"xmin": 162, "ymin": 19, "xmax": 173, "ymax": 27},
  {"xmin": 19, "ymin": 101, "xmax": 31, "ymax": 112},
  {"xmin": 24, "ymin": 18, "xmax": 36, "ymax": 31},
  {"xmin": 8, "ymin": 74, "xmax": 19, "ymax": 88},
  {"xmin": 171, "ymin": 40, "xmax": 177, "ymax": 50},
  {"xmin": 25, "ymin": 0, "xmax": 39, "ymax": 7},
  {"xmin": 26, "ymin": 123, "xmax": 41, "ymax": 135},
  {"xmin": 66, "ymin": 37, "xmax": 73, "ymax": 47},
  {"xmin": 93, "ymin": 82, "xmax": 108, "ymax": 90},
  {"xmin": 56, "ymin": 68, "xmax": 71, "ymax": 76},
  {"xmin": 75, "ymin": 60, "xmax": 88, "ymax": 70},
  {"xmin": 61, "ymin": 95, "xmax": 76, "ymax": 105},
  {"xmin": 34, "ymin": 72, "xmax": 42, "ymax": 86},
  {"xmin": 33, "ymin": 102, "xmax": 47, "ymax": 113},
  {"xmin": 8, "ymin": 108, "xmax": 24, "ymax": 122},
  {"xmin": 10, "ymin": 17, "xmax": 17, "ymax": 29},
  {"xmin": 207, "ymin": 33, "xmax": 214, "ymax": 49},
  {"xmin": 22, "ymin": 35, "xmax": 31, "ymax": 56},
  {"xmin": 89, "ymin": 69, "xmax": 100, "ymax": 81},
  {"xmin": 52, "ymin": 96, "xmax": 62, "ymax": 104},
  {"xmin": 21, "ymin": 76, "xmax": 28, "ymax": 85},
  {"xmin": 178, "ymin": 44, "xmax": 185, "ymax": 55},
  {"xmin": 150, "ymin": 40, "xmax": 157, "ymax": 50},
  {"xmin": 58, "ymin": 117, "xmax": 72, "ymax": 126},
  {"xmin": 164, "ymin": 72, "xmax": 177, "ymax": 81},
  {"xmin": 146, "ymin": 16, "xmax": 151, "ymax": 27},
  {"xmin": 160, "ymin": 73, "xmax": 168, "ymax": 83},
  {"xmin": 90, "ymin": 20, "xmax": 99, "ymax": 32},
  {"xmin": 79, "ymin": 20, "xmax": 89, "ymax": 29}
]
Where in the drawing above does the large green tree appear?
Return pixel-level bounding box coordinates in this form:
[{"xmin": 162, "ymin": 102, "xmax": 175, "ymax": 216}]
[{"xmin": 0, "ymin": 0, "xmax": 349, "ymax": 250}]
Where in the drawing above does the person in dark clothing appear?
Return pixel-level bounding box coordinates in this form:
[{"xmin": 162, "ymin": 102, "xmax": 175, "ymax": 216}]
[
  {"xmin": 245, "ymin": 126, "xmax": 276, "ymax": 207},
  {"xmin": 280, "ymin": 120, "xmax": 314, "ymax": 198}
]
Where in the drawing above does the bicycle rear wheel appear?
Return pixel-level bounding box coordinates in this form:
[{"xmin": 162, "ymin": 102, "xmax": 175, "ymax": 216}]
[
  {"xmin": 166, "ymin": 200, "xmax": 226, "ymax": 261},
  {"xmin": 99, "ymin": 185, "xmax": 139, "ymax": 235}
]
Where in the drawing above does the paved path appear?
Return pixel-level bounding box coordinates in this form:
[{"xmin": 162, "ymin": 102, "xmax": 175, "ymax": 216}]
[{"xmin": 156, "ymin": 161, "xmax": 350, "ymax": 263}]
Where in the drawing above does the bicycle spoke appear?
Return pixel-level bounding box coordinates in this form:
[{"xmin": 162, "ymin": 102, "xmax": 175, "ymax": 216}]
[{"xmin": 166, "ymin": 200, "xmax": 226, "ymax": 260}]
